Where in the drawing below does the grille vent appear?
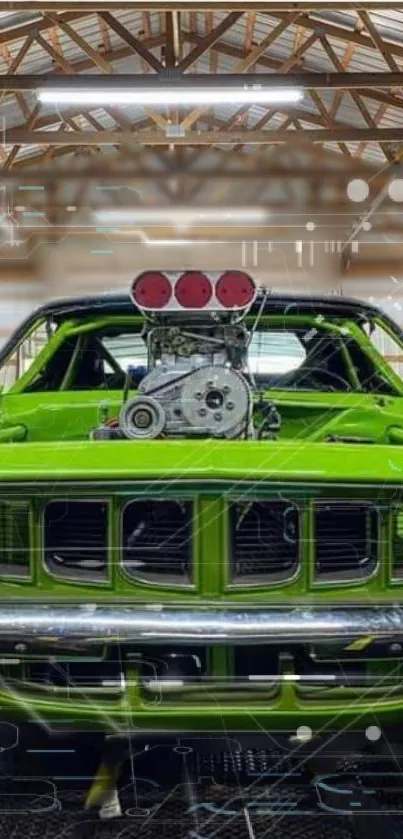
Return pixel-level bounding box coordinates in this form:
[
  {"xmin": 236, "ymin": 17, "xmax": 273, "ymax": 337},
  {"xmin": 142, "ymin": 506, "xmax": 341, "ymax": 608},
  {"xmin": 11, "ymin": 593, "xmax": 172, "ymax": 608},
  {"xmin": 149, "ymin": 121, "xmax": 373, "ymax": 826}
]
[
  {"xmin": 122, "ymin": 500, "xmax": 192, "ymax": 585},
  {"xmin": 0, "ymin": 500, "xmax": 30, "ymax": 578},
  {"xmin": 392, "ymin": 507, "xmax": 403, "ymax": 579},
  {"xmin": 230, "ymin": 501, "xmax": 299, "ymax": 584},
  {"xmin": 44, "ymin": 500, "xmax": 108, "ymax": 581},
  {"xmin": 315, "ymin": 502, "xmax": 378, "ymax": 581}
]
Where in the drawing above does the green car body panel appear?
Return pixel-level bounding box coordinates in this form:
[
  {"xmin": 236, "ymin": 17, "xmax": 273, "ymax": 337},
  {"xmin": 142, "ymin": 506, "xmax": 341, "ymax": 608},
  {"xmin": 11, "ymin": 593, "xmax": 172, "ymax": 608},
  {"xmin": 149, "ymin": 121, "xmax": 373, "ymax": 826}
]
[{"xmin": 0, "ymin": 284, "xmax": 402, "ymax": 733}]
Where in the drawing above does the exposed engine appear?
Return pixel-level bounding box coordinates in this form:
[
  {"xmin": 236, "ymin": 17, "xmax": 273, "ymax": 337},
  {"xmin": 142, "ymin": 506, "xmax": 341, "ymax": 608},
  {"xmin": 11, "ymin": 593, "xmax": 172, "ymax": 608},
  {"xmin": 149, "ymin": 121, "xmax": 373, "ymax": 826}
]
[
  {"xmin": 92, "ymin": 270, "xmax": 279, "ymax": 442},
  {"xmin": 119, "ymin": 321, "xmax": 253, "ymax": 440}
]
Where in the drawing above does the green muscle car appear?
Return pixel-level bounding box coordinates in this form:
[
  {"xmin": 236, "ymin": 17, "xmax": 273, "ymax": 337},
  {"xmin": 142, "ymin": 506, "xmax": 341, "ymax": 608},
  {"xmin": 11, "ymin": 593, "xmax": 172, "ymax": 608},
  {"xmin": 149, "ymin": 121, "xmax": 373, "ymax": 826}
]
[{"xmin": 0, "ymin": 270, "xmax": 402, "ymax": 744}]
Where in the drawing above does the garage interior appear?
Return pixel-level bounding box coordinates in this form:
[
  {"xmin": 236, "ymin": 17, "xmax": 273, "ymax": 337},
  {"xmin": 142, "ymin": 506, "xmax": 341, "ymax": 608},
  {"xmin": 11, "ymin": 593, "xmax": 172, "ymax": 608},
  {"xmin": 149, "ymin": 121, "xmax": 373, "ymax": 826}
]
[
  {"xmin": 0, "ymin": 1, "xmax": 402, "ymax": 836},
  {"xmin": 0, "ymin": 1, "xmax": 402, "ymax": 344}
]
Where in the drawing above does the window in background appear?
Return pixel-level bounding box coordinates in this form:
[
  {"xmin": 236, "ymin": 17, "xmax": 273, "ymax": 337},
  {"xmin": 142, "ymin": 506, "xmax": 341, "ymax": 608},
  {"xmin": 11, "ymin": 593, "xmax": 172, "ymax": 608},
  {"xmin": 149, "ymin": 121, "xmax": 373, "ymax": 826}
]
[
  {"xmin": 365, "ymin": 321, "xmax": 403, "ymax": 380},
  {"xmin": 248, "ymin": 331, "xmax": 306, "ymax": 375},
  {"xmin": 101, "ymin": 333, "xmax": 148, "ymax": 373},
  {"xmin": 0, "ymin": 320, "xmax": 51, "ymax": 392}
]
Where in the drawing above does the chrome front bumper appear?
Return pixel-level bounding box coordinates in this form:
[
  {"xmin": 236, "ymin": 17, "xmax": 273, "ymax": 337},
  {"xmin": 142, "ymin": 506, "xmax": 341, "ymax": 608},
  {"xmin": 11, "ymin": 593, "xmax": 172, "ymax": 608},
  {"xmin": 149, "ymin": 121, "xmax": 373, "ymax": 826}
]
[{"xmin": 0, "ymin": 604, "xmax": 402, "ymax": 647}]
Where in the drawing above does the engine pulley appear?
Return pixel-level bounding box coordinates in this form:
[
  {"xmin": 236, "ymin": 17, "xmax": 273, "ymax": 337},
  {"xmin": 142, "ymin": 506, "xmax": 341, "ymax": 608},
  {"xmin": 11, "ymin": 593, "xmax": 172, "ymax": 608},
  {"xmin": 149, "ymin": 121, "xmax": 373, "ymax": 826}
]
[
  {"xmin": 119, "ymin": 395, "xmax": 165, "ymax": 440},
  {"xmin": 181, "ymin": 365, "xmax": 250, "ymax": 438}
]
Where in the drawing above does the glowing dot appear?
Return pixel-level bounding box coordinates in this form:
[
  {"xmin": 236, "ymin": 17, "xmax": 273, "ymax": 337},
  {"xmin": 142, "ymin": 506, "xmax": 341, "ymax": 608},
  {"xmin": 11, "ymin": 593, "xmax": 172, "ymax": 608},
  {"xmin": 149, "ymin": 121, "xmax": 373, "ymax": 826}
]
[
  {"xmin": 388, "ymin": 179, "xmax": 403, "ymax": 202},
  {"xmin": 306, "ymin": 221, "xmax": 316, "ymax": 231},
  {"xmin": 365, "ymin": 725, "xmax": 381, "ymax": 741},
  {"xmin": 347, "ymin": 179, "xmax": 369, "ymax": 202},
  {"xmin": 66, "ymin": 205, "xmax": 77, "ymax": 212},
  {"xmin": 296, "ymin": 725, "xmax": 313, "ymax": 742},
  {"xmin": 362, "ymin": 221, "xmax": 371, "ymax": 231}
]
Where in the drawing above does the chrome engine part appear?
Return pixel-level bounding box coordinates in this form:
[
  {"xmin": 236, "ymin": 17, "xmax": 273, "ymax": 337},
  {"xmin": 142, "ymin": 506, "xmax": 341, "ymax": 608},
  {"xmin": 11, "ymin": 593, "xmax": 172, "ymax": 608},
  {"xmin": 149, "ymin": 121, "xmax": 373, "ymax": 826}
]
[
  {"xmin": 93, "ymin": 310, "xmax": 257, "ymax": 441},
  {"xmin": 117, "ymin": 318, "xmax": 253, "ymax": 440},
  {"xmin": 181, "ymin": 365, "xmax": 250, "ymax": 437},
  {"xmin": 121, "ymin": 362, "xmax": 251, "ymax": 439},
  {"xmin": 119, "ymin": 395, "xmax": 165, "ymax": 440}
]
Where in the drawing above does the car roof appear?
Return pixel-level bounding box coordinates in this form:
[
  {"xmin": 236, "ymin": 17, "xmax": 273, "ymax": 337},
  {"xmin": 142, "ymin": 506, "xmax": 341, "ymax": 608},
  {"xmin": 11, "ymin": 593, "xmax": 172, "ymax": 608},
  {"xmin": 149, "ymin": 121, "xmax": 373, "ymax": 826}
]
[{"xmin": 28, "ymin": 290, "xmax": 384, "ymax": 323}]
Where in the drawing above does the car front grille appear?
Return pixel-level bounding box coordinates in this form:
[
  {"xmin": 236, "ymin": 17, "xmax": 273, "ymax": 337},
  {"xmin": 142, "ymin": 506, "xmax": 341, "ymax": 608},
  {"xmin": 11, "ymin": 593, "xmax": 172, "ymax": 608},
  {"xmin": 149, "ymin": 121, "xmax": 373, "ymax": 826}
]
[
  {"xmin": 0, "ymin": 489, "xmax": 393, "ymax": 590},
  {"xmin": 0, "ymin": 487, "xmax": 398, "ymax": 709},
  {"xmin": 4, "ymin": 638, "xmax": 402, "ymax": 707}
]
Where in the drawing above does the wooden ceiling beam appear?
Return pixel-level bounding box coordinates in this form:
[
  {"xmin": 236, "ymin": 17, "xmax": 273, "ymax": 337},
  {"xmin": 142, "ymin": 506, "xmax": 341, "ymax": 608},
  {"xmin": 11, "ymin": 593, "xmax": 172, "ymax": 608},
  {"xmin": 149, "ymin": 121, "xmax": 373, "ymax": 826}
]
[
  {"xmin": 97, "ymin": 13, "xmax": 112, "ymax": 54},
  {"xmin": 268, "ymin": 10, "xmax": 403, "ymax": 61},
  {"xmin": 0, "ymin": 165, "xmax": 379, "ymax": 182},
  {"xmin": 34, "ymin": 31, "xmax": 75, "ymax": 72},
  {"xmin": 0, "ymin": 11, "xmax": 91, "ymax": 47},
  {"xmin": 307, "ymin": 87, "xmax": 351, "ymax": 158},
  {"xmin": 2, "ymin": 94, "xmax": 396, "ymax": 163},
  {"xmin": 45, "ymin": 13, "xmax": 112, "ymax": 73},
  {"xmin": 1, "ymin": 2, "xmax": 402, "ymax": 10},
  {"xmin": 178, "ymin": 11, "xmax": 243, "ymax": 71},
  {"xmin": 319, "ymin": 35, "xmax": 394, "ymax": 162},
  {"xmin": 0, "ymin": 36, "xmax": 35, "ymax": 148},
  {"xmin": 231, "ymin": 31, "xmax": 319, "ymax": 154},
  {"xmin": 164, "ymin": 12, "xmax": 175, "ymax": 69},
  {"xmin": 179, "ymin": 33, "xmax": 403, "ymax": 128},
  {"xmin": 4, "ymin": 103, "xmax": 41, "ymax": 170},
  {"xmin": 5, "ymin": 127, "xmax": 403, "ymax": 145},
  {"xmin": 99, "ymin": 11, "xmax": 164, "ymax": 73},
  {"xmin": 9, "ymin": 70, "xmax": 403, "ymax": 90},
  {"xmin": 1, "ymin": 36, "xmax": 166, "ymax": 99},
  {"xmin": 37, "ymin": 18, "xmax": 169, "ymax": 136},
  {"xmin": 358, "ymin": 10, "xmax": 400, "ymax": 73}
]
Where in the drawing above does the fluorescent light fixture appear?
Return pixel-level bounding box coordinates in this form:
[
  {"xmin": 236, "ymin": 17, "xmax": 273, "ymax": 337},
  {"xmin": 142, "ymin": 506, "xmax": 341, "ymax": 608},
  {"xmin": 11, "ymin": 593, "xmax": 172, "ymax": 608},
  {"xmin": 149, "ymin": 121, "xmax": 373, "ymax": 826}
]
[
  {"xmin": 145, "ymin": 239, "xmax": 198, "ymax": 246},
  {"xmin": 94, "ymin": 207, "xmax": 269, "ymax": 225},
  {"xmin": 37, "ymin": 87, "xmax": 303, "ymax": 107}
]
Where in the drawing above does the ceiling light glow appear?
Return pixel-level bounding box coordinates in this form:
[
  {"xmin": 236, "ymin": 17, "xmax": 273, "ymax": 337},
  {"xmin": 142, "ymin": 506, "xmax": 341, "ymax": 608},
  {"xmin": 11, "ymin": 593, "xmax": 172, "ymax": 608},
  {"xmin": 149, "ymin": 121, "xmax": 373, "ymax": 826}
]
[
  {"xmin": 94, "ymin": 207, "xmax": 269, "ymax": 224},
  {"xmin": 37, "ymin": 87, "xmax": 303, "ymax": 106}
]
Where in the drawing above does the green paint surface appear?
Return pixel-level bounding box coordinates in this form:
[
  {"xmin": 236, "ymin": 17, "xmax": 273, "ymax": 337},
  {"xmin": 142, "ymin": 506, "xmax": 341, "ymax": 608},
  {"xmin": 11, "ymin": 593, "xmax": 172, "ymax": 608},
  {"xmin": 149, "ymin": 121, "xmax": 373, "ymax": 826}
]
[{"xmin": 0, "ymin": 300, "xmax": 401, "ymax": 730}]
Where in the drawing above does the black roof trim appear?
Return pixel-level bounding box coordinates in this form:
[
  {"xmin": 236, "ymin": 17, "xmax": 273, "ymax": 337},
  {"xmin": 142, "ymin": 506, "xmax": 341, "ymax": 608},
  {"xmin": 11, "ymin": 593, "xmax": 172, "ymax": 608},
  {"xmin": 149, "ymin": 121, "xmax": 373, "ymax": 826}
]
[
  {"xmin": 0, "ymin": 291, "xmax": 400, "ymax": 367},
  {"xmin": 23, "ymin": 290, "xmax": 386, "ymax": 322}
]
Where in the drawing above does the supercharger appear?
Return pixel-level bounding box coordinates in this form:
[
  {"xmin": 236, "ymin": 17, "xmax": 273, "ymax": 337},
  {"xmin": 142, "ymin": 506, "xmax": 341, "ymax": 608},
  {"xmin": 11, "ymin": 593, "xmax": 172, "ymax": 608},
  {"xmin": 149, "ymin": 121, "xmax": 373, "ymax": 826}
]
[{"xmin": 119, "ymin": 322, "xmax": 254, "ymax": 440}]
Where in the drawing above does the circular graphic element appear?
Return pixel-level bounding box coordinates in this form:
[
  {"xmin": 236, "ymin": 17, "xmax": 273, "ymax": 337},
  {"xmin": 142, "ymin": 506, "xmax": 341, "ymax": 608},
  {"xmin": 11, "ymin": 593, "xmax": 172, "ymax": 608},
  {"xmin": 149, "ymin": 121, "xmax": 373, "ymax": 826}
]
[
  {"xmin": 306, "ymin": 221, "xmax": 316, "ymax": 231},
  {"xmin": 347, "ymin": 179, "xmax": 369, "ymax": 203},
  {"xmin": 296, "ymin": 725, "xmax": 313, "ymax": 743},
  {"xmin": 365, "ymin": 725, "xmax": 381, "ymax": 741},
  {"xmin": 388, "ymin": 179, "xmax": 403, "ymax": 202}
]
